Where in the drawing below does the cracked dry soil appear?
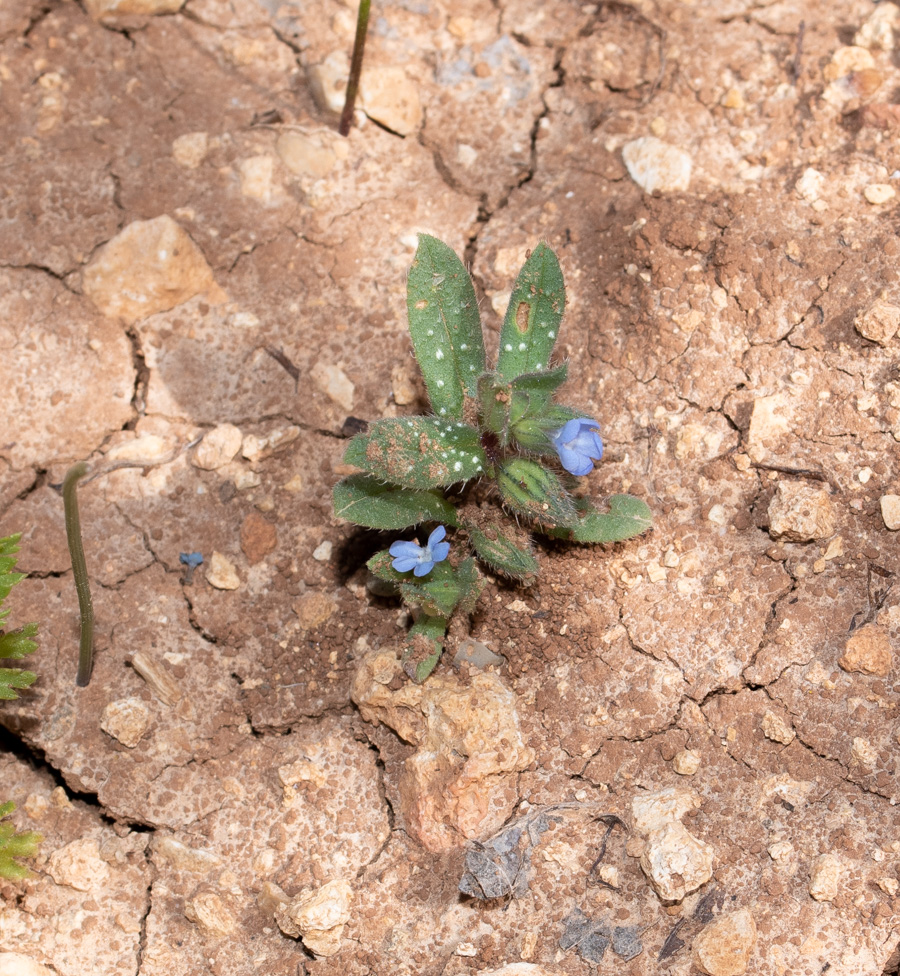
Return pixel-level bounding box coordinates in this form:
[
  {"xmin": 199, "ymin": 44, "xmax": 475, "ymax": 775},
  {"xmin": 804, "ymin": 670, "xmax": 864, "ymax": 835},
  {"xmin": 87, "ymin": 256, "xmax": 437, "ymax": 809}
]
[{"xmin": 1, "ymin": 0, "xmax": 900, "ymax": 973}]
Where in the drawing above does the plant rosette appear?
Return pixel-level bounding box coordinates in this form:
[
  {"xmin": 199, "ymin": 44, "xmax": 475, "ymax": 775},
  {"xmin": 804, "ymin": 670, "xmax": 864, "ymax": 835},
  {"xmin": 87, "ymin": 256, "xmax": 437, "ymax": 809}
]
[{"xmin": 333, "ymin": 236, "xmax": 652, "ymax": 680}]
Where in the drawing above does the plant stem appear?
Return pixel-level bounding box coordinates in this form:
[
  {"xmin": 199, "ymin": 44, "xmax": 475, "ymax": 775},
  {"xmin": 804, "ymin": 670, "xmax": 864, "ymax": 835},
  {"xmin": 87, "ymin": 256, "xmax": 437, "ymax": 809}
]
[
  {"xmin": 63, "ymin": 462, "xmax": 94, "ymax": 688},
  {"xmin": 339, "ymin": 0, "xmax": 371, "ymax": 136}
]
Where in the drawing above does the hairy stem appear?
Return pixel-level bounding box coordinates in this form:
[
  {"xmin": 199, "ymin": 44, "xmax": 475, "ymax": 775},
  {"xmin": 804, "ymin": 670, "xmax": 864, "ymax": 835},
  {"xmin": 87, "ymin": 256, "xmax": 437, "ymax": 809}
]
[
  {"xmin": 63, "ymin": 462, "xmax": 94, "ymax": 688},
  {"xmin": 338, "ymin": 0, "xmax": 371, "ymax": 137}
]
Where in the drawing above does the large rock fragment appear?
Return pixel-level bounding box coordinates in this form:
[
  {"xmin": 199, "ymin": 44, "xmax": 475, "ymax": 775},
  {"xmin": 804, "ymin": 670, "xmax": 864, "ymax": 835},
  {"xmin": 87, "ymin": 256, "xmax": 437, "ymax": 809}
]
[
  {"xmin": 767, "ymin": 482, "xmax": 836, "ymax": 542},
  {"xmin": 622, "ymin": 137, "xmax": 692, "ymax": 194},
  {"xmin": 639, "ymin": 821, "xmax": 714, "ymax": 902},
  {"xmin": 855, "ymin": 299, "xmax": 900, "ymax": 345},
  {"xmin": 693, "ymin": 909, "xmax": 757, "ymax": 975},
  {"xmin": 46, "ymin": 838, "xmax": 111, "ymax": 892},
  {"xmin": 83, "ymin": 216, "xmax": 226, "ymax": 324},
  {"xmin": 352, "ymin": 646, "xmax": 534, "ymax": 851},
  {"xmin": 839, "ymin": 623, "xmax": 893, "ymax": 676},
  {"xmin": 809, "ymin": 853, "xmax": 841, "ymax": 902},
  {"xmin": 184, "ymin": 886, "xmax": 237, "ymax": 937},
  {"xmin": 100, "ymin": 697, "xmax": 151, "ymax": 748},
  {"xmin": 632, "ymin": 787, "xmax": 714, "ymax": 902},
  {"xmin": 84, "ymin": 0, "xmax": 183, "ymax": 19},
  {"xmin": 274, "ymin": 879, "xmax": 353, "ymax": 957}
]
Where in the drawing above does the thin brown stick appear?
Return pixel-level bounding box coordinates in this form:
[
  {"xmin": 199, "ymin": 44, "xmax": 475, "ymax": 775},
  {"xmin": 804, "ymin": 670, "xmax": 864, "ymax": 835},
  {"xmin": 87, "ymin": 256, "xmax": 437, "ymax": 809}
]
[{"xmin": 339, "ymin": 0, "xmax": 371, "ymax": 136}]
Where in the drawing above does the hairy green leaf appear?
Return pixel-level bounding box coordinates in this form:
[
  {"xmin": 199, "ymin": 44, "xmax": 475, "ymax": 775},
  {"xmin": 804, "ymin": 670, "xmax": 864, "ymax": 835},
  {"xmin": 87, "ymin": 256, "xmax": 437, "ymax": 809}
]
[
  {"xmin": 549, "ymin": 494, "xmax": 653, "ymax": 543},
  {"xmin": 403, "ymin": 615, "xmax": 447, "ymax": 682},
  {"xmin": 407, "ymin": 235, "xmax": 486, "ymax": 417},
  {"xmin": 465, "ymin": 523, "xmax": 539, "ymax": 581},
  {"xmin": 333, "ymin": 475, "xmax": 458, "ymax": 530},
  {"xmin": 344, "ymin": 418, "xmax": 485, "ymax": 490},
  {"xmin": 496, "ymin": 243, "xmax": 565, "ymax": 381},
  {"xmin": 497, "ymin": 458, "xmax": 577, "ymax": 528}
]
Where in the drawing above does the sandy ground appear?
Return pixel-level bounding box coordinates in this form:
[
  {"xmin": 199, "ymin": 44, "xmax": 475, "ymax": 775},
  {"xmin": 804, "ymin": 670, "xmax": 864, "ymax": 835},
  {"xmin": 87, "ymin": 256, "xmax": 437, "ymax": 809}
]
[{"xmin": 1, "ymin": 0, "xmax": 900, "ymax": 973}]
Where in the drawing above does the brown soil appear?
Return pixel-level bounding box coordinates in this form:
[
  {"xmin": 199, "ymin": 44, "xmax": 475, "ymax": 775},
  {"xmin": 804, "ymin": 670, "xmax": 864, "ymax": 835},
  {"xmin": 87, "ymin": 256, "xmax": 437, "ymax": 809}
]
[{"xmin": 1, "ymin": 0, "xmax": 900, "ymax": 974}]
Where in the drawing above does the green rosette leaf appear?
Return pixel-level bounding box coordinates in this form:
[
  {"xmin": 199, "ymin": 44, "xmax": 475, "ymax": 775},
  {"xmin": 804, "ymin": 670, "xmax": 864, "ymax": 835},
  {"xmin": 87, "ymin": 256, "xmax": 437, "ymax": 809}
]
[
  {"xmin": 496, "ymin": 242, "xmax": 565, "ymax": 381},
  {"xmin": 407, "ymin": 235, "xmax": 487, "ymax": 417},
  {"xmin": 548, "ymin": 494, "xmax": 653, "ymax": 543},
  {"xmin": 465, "ymin": 522, "xmax": 539, "ymax": 581},
  {"xmin": 333, "ymin": 475, "xmax": 458, "ymax": 530},
  {"xmin": 343, "ymin": 418, "xmax": 485, "ymax": 490},
  {"xmin": 497, "ymin": 457, "xmax": 577, "ymax": 528}
]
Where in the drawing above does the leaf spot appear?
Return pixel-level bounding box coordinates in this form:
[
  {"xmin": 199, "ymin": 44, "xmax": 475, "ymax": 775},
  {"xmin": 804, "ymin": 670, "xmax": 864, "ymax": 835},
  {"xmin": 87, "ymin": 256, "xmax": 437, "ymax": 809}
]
[{"xmin": 515, "ymin": 301, "xmax": 530, "ymax": 333}]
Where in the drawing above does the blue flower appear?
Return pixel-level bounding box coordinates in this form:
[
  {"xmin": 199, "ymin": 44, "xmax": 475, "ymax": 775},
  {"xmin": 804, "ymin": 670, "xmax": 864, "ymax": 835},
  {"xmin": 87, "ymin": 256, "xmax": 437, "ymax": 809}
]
[
  {"xmin": 551, "ymin": 417, "xmax": 604, "ymax": 476},
  {"xmin": 389, "ymin": 526, "xmax": 451, "ymax": 577}
]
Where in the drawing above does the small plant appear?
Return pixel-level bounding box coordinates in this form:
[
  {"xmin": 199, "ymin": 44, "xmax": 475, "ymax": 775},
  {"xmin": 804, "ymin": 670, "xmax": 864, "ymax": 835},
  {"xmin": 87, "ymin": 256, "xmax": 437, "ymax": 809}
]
[
  {"xmin": 333, "ymin": 236, "xmax": 652, "ymax": 680},
  {"xmin": 0, "ymin": 533, "xmax": 42, "ymax": 879},
  {"xmin": 0, "ymin": 802, "xmax": 41, "ymax": 880},
  {"xmin": 0, "ymin": 534, "xmax": 37, "ymax": 700}
]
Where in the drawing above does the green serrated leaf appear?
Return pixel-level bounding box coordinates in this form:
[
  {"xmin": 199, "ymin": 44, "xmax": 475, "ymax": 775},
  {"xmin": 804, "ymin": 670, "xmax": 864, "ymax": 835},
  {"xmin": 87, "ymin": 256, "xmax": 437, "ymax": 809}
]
[
  {"xmin": 0, "ymin": 802, "xmax": 41, "ymax": 880},
  {"xmin": 407, "ymin": 235, "xmax": 487, "ymax": 417},
  {"xmin": 0, "ymin": 624, "xmax": 38, "ymax": 662},
  {"xmin": 548, "ymin": 494, "xmax": 653, "ymax": 543},
  {"xmin": 497, "ymin": 457, "xmax": 577, "ymax": 528},
  {"xmin": 496, "ymin": 242, "xmax": 565, "ymax": 381},
  {"xmin": 345, "ymin": 418, "xmax": 485, "ymax": 490},
  {"xmin": 0, "ymin": 534, "xmax": 38, "ymax": 701},
  {"xmin": 466, "ymin": 523, "xmax": 539, "ymax": 581},
  {"xmin": 0, "ymin": 669, "xmax": 37, "ymax": 700},
  {"xmin": 333, "ymin": 475, "xmax": 458, "ymax": 530}
]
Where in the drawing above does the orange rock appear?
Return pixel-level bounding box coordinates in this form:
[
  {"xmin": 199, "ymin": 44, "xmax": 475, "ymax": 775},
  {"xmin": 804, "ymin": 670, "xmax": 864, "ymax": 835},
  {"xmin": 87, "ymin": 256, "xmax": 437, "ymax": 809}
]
[{"xmin": 839, "ymin": 623, "xmax": 893, "ymax": 676}]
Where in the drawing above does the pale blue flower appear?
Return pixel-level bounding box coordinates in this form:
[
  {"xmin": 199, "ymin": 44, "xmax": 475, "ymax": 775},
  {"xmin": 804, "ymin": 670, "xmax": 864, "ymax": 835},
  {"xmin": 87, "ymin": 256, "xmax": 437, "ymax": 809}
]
[
  {"xmin": 551, "ymin": 417, "xmax": 604, "ymax": 476},
  {"xmin": 389, "ymin": 526, "xmax": 450, "ymax": 577}
]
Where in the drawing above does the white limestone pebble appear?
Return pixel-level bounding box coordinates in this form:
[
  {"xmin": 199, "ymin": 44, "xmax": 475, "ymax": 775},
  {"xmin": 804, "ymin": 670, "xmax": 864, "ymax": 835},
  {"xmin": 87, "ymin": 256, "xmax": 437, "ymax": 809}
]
[
  {"xmin": 809, "ymin": 853, "xmax": 841, "ymax": 902},
  {"xmin": 184, "ymin": 887, "xmax": 238, "ymax": 937},
  {"xmin": 84, "ymin": 0, "xmax": 181, "ymax": 19},
  {"xmin": 839, "ymin": 623, "xmax": 893, "ymax": 676},
  {"xmin": 864, "ymin": 183, "xmax": 896, "ymax": 205},
  {"xmin": 172, "ymin": 132, "xmax": 208, "ymax": 169},
  {"xmin": 0, "ymin": 954, "xmax": 56, "ymax": 976},
  {"xmin": 767, "ymin": 482, "xmax": 836, "ymax": 542},
  {"xmin": 881, "ymin": 494, "xmax": 900, "ymax": 530},
  {"xmin": 101, "ymin": 697, "xmax": 151, "ymax": 748},
  {"xmin": 206, "ymin": 551, "xmax": 240, "ymax": 590},
  {"xmin": 360, "ymin": 66, "xmax": 422, "ymax": 135},
  {"xmin": 672, "ymin": 749, "xmax": 701, "ymax": 775},
  {"xmin": 622, "ymin": 136, "xmax": 692, "ymax": 194},
  {"xmin": 46, "ymin": 838, "xmax": 111, "ymax": 892},
  {"xmin": 640, "ymin": 821, "xmax": 714, "ymax": 901},
  {"xmin": 311, "ymin": 362, "xmax": 355, "ymax": 412},
  {"xmin": 856, "ymin": 300, "xmax": 900, "ymax": 345},
  {"xmin": 762, "ymin": 710, "xmax": 795, "ymax": 745},
  {"xmin": 854, "ymin": 3, "xmax": 899, "ymax": 50},
  {"xmin": 277, "ymin": 129, "xmax": 347, "ymax": 178},
  {"xmin": 313, "ymin": 541, "xmax": 333, "ymax": 562},
  {"xmin": 239, "ymin": 155, "xmax": 275, "ymax": 203},
  {"xmin": 275, "ymin": 879, "xmax": 353, "ymax": 957},
  {"xmin": 193, "ymin": 424, "xmax": 243, "ymax": 470}
]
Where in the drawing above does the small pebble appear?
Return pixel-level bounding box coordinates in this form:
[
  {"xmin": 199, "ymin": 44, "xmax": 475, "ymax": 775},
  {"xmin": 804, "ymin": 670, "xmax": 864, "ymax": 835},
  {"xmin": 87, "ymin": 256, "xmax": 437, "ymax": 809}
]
[
  {"xmin": 313, "ymin": 541, "xmax": 333, "ymax": 562},
  {"xmin": 864, "ymin": 183, "xmax": 896, "ymax": 204},
  {"xmin": 206, "ymin": 551, "xmax": 240, "ymax": 590},
  {"xmin": 673, "ymin": 749, "xmax": 701, "ymax": 775},
  {"xmin": 881, "ymin": 494, "xmax": 900, "ymax": 529},
  {"xmin": 809, "ymin": 853, "xmax": 841, "ymax": 902}
]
